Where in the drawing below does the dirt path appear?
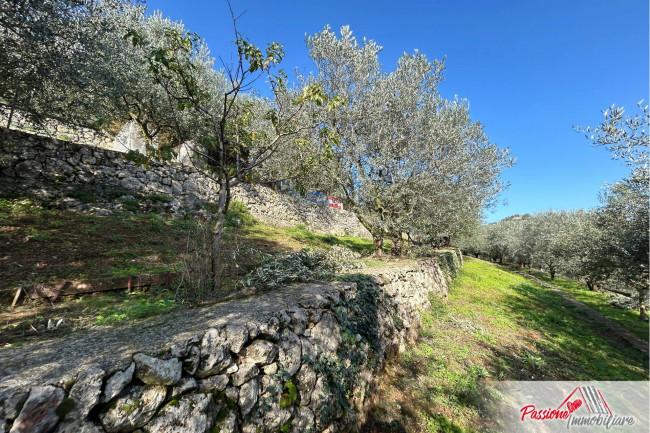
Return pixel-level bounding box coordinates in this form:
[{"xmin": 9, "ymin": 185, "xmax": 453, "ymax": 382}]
[{"xmin": 515, "ymin": 271, "xmax": 649, "ymax": 355}]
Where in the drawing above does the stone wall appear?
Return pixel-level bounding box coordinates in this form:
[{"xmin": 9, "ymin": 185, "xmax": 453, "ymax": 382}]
[
  {"xmin": 0, "ymin": 254, "xmax": 462, "ymax": 433},
  {"xmin": 0, "ymin": 107, "xmax": 116, "ymax": 150},
  {"xmin": 0, "ymin": 128, "xmax": 370, "ymax": 238}
]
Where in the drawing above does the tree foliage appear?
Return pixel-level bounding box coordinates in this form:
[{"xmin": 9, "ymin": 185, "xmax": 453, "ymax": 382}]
[
  {"xmin": 125, "ymin": 7, "xmax": 321, "ymax": 290},
  {"xmin": 461, "ymin": 101, "xmax": 649, "ymax": 318},
  {"xmin": 3, "ymin": 3, "xmax": 515, "ymax": 292},
  {"xmin": 0, "ymin": 0, "xmax": 137, "ymax": 129},
  {"xmin": 269, "ymin": 26, "xmax": 513, "ymax": 254}
]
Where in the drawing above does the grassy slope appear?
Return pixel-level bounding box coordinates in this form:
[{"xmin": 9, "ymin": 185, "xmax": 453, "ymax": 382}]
[
  {"xmin": 0, "ymin": 198, "xmax": 378, "ymax": 294},
  {"xmin": 363, "ymin": 258, "xmax": 648, "ymax": 433},
  {"xmin": 524, "ymin": 269, "xmax": 649, "ymax": 342},
  {"xmin": 0, "ymin": 197, "xmax": 379, "ymax": 345}
]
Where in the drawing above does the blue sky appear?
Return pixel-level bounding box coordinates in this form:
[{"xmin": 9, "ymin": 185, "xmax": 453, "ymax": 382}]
[{"xmin": 147, "ymin": 0, "xmax": 649, "ymax": 222}]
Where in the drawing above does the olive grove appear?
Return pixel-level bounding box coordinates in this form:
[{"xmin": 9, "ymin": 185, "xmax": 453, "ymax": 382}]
[
  {"xmin": 1, "ymin": 2, "xmax": 514, "ymax": 291},
  {"xmin": 459, "ymin": 102, "xmax": 649, "ymax": 318}
]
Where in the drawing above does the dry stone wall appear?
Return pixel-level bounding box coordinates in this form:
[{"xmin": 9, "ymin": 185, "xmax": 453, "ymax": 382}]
[
  {"xmin": 0, "ymin": 128, "xmax": 370, "ymax": 238},
  {"xmin": 0, "ymin": 108, "xmax": 115, "ymax": 150},
  {"xmin": 0, "ymin": 254, "xmax": 462, "ymax": 433}
]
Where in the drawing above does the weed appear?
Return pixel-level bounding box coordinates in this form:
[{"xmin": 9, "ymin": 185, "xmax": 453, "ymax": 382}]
[
  {"xmin": 224, "ymin": 200, "xmax": 257, "ymax": 228},
  {"xmin": 121, "ymin": 198, "xmax": 141, "ymax": 213},
  {"xmin": 55, "ymin": 398, "xmax": 75, "ymax": 419},
  {"xmin": 279, "ymin": 419, "xmax": 292, "ymax": 432},
  {"xmin": 103, "ymin": 189, "xmax": 131, "ymax": 200},
  {"xmin": 94, "ymin": 298, "xmax": 176, "ymax": 325},
  {"xmin": 148, "ymin": 193, "xmax": 172, "ymax": 203},
  {"xmin": 66, "ymin": 188, "xmax": 98, "ymax": 203},
  {"xmin": 109, "ymin": 235, "xmax": 125, "ymax": 243},
  {"xmin": 30, "ymin": 232, "xmax": 51, "ymax": 242},
  {"xmin": 82, "ymin": 226, "xmax": 99, "ymax": 235},
  {"xmin": 122, "ymin": 401, "xmax": 139, "ymax": 416},
  {"xmin": 279, "ymin": 381, "xmax": 298, "ymax": 408}
]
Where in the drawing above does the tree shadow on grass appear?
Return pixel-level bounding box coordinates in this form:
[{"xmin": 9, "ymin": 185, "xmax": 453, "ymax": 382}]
[{"xmin": 477, "ymin": 282, "xmax": 648, "ymax": 381}]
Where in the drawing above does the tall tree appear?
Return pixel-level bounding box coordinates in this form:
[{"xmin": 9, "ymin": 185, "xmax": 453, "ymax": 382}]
[
  {"xmin": 302, "ymin": 26, "xmax": 512, "ymax": 254},
  {"xmin": 577, "ymin": 101, "xmax": 649, "ymax": 318}
]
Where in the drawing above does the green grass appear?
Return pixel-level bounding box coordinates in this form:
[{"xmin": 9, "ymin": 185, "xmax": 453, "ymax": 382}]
[
  {"xmin": 93, "ymin": 293, "xmax": 176, "ymax": 325},
  {"xmin": 1, "ymin": 195, "xmax": 381, "ymax": 343},
  {"xmin": 524, "ymin": 270, "xmax": 649, "ymax": 342},
  {"xmin": 366, "ymin": 257, "xmax": 648, "ymax": 433},
  {"xmin": 282, "ymin": 224, "xmax": 383, "ymax": 254},
  {"xmin": 1, "ymin": 196, "xmax": 379, "ymax": 299},
  {"xmin": 0, "ymin": 197, "xmax": 194, "ymax": 299}
]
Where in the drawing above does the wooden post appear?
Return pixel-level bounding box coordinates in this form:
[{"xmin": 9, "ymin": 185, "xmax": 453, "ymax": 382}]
[{"xmin": 11, "ymin": 287, "xmax": 23, "ymax": 307}]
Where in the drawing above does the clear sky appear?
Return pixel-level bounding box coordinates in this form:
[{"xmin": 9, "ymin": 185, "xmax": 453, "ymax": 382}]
[{"xmin": 146, "ymin": 0, "xmax": 649, "ymax": 223}]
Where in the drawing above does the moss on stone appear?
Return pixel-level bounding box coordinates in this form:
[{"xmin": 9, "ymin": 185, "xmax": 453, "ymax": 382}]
[
  {"xmin": 279, "ymin": 380, "xmax": 298, "ymax": 408},
  {"xmin": 122, "ymin": 400, "xmax": 140, "ymax": 416},
  {"xmin": 279, "ymin": 419, "xmax": 292, "ymax": 432},
  {"xmin": 55, "ymin": 397, "xmax": 76, "ymax": 419},
  {"xmin": 215, "ymin": 407, "xmax": 228, "ymax": 423}
]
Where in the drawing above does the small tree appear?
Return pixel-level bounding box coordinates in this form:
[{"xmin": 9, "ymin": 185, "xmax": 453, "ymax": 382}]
[{"xmin": 128, "ymin": 11, "xmax": 316, "ymax": 290}]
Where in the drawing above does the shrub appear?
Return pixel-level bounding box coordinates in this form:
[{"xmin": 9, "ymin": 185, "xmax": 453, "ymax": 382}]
[
  {"xmin": 104, "ymin": 189, "xmax": 131, "ymax": 200},
  {"xmin": 121, "ymin": 198, "xmax": 141, "ymax": 213},
  {"xmin": 242, "ymin": 249, "xmax": 334, "ymax": 290},
  {"xmin": 177, "ymin": 219, "xmax": 214, "ymax": 302},
  {"xmin": 607, "ymin": 295, "xmax": 636, "ymax": 310},
  {"xmin": 225, "ymin": 200, "xmax": 257, "ymax": 228},
  {"xmin": 66, "ymin": 188, "xmax": 98, "ymax": 203},
  {"xmin": 148, "ymin": 193, "xmax": 173, "ymax": 203},
  {"xmin": 322, "ymin": 245, "xmax": 361, "ymax": 271}
]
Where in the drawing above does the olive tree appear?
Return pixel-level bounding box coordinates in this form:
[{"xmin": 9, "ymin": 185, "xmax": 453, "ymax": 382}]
[
  {"xmin": 301, "ymin": 26, "xmax": 512, "ymax": 255},
  {"xmin": 0, "ymin": 0, "xmax": 138, "ymax": 131},
  {"xmin": 595, "ymin": 181, "xmax": 649, "ymax": 317},
  {"xmin": 457, "ymin": 223, "xmax": 487, "ymax": 258},
  {"xmin": 577, "ymin": 101, "xmax": 649, "ymax": 318},
  {"xmin": 575, "ymin": 101, "xmax": 648, "ymax": 183}
]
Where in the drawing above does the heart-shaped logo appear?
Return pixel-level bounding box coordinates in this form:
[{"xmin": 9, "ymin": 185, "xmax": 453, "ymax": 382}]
[{"xmin": 567, "ymin": 399, "xmax": 583, "ymax": 413}]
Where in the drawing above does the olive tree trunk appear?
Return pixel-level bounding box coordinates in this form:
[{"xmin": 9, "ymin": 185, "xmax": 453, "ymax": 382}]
[
  {"xmin": 373, "ymin": 233, "xmax": 384, "ymax": 256},
  {"xmin": 211, "ymin": 181, "xmax": 230, "ymax": 293},
  {"xmin": 390, "ymin": 233, "xmax": 403, "ymax": 256}
]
